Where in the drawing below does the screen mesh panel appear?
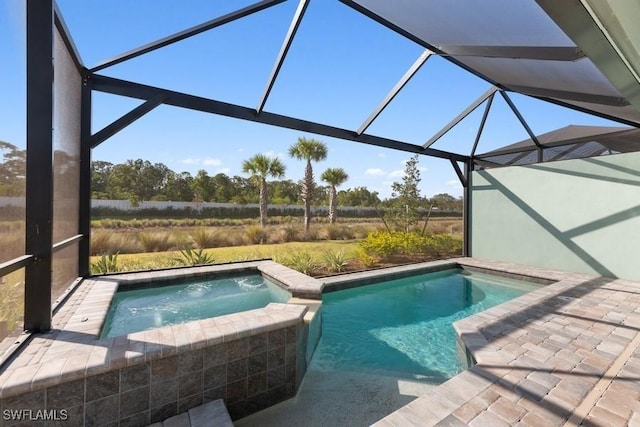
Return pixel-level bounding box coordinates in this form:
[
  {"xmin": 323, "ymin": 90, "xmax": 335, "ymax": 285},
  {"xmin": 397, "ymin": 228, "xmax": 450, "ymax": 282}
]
[
  {"xmin": 52, "ymin": 26, "xmax": 81, "ymax": 300},
  {"xmin": 475, "ymin": 126, "xmax": 640, "ymax": 168}
]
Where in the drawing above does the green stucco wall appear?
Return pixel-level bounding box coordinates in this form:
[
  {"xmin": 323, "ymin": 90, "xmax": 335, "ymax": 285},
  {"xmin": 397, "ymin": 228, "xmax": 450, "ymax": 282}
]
[{"xmin": 470, "ymin": 152, "xmax": 640, "ymax": 281}]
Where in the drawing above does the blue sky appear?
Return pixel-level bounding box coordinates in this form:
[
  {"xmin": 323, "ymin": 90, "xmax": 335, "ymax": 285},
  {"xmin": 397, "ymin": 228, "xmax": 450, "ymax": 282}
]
[{"xmin": 0, "ymin": 0, "xmax": 621, "ymax": 199}]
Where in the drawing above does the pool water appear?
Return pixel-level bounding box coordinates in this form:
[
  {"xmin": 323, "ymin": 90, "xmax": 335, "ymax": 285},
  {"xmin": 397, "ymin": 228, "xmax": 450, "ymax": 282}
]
[
  {"xmin": 100, "ymin": 274, "xmax": 290, "ymax": 338},
  {"xmin": 312, "ymin": 269, "xmax": 541, "ymax": 382}
]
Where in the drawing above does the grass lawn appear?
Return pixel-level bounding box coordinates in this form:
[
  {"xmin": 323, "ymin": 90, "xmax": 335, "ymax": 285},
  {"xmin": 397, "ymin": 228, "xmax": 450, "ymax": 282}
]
[{"xmin": 90, "ymin": 240, "xmax": 361, "ymax": 274}]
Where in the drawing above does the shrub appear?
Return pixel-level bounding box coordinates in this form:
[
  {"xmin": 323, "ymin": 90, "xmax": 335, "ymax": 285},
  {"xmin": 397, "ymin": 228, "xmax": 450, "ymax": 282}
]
[
  {"xmin": 91, "ymin": 231, "xmax": 144, "ymax": 255},
  {"xmin": 322, "ymin": 225, "xmax": 355, "ymax": 240},
  {"xmin": 175, "ymin": 248, "xmax": 215, "ymax": 266},
  {"xmin": 90, "ymin": 230, "xmax": 113, "ymax": 255},
  {"xmin": 91, "ymin": 253, "xmax": 120, "ymax": 274},
  {"xmin": 284, "ymin": 251, "xmax": 318, "ymax": 275},
  {"xmin": 110, "ymin": 233, "xmax": 144, "ymax": 254},
  {"xmin": 322, "ymin": 249, "xmax": 348, "ymax": 273},
  {"xmin": 359, "ymin": 231, "xmax": 463, "ymax": 261},
  {"xmin": 138, "ymin": 231, "xmax": 180, "ymax": 252},
  {"xmin": 189, "ymin": 228, "xmax": 230, "ymax": 249},
  {"xmin": 245, "ymin": 226, "xmax": 268, "ymax": 245},
  {"xmin": 355, "ymin": 247, "xmax": 378, "ymax": 268},
  {"xmin": 360, "ymin": 231, "xmax": 404, "ymax": 258},
  {"xmin": 431, "ymin": 233, "xmax": 463, "ymax": 256},
  {"xmin": 281, "ymin": 225, "xmax": 302, "ymax": 242}
]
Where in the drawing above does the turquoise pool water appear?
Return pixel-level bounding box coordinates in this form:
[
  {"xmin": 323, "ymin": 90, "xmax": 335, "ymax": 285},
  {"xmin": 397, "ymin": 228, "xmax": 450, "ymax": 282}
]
[
  {"xmin": 101, "ymin": 273, "xmax": 290, "ymax": 338},
  {"xmin": 312, "ymin": 269, "xmax": 541, "ymax": 382}
]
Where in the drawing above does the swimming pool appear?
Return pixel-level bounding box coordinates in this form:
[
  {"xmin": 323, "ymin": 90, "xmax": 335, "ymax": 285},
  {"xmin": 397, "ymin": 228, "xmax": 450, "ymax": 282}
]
[
  {"xmin": 101, "ymin": 273, "xmax": 291, "ymax": 338},
  {"xmin": 312, "ymin": 268, "xmax": 541, "ymax": 382}
]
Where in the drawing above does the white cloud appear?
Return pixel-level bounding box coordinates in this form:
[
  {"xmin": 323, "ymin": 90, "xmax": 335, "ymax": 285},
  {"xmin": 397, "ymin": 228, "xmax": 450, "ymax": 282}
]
[
  {"xmin": 237, "ymin": 148, "xmax": 245, "ymax": 153},
  {"xmin": 263, "ymin": 150, "xmax": 284, "ymax": 159},
  {"xmin": 202, "ymin": 158, "xmax": 222, "ymax": 166},
  {"xmin": 419, "ymin": 167, "xmax": 428, "ymax": 172},
  {"xmin": 365, "ymin": 168, "xmax": 386, "ymax": 176},
  {"xmin": 377, "ymin": 153, "xmax": 387, "ymax": 159},
  {"xmin": 181, "ymin": 158, "xmax": 199, "ymax": 165},
  {"xmin": 181, "ymin": 157, "xmax": 222, "ymax": 167},
  {"xmin": 446, "ymin": 179, "xmax": 462, "ymax": 188},
  {"xmin": 387, "ymin": 169, "xmax": 404, "ymax": 178},
  {"xmin": 217, "ymin": 167, "xmax": 231, "ymax": 174}
]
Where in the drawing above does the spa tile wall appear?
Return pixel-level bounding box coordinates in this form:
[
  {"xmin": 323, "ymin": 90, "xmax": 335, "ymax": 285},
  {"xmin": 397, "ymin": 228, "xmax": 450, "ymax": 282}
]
[{"xmin": 0, "ymin": 324, "xmax": 302, "ymax": 426}]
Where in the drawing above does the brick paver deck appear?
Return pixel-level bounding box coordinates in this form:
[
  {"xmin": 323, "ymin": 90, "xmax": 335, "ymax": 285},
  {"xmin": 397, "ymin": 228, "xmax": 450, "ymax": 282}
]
[{"xmin": 373, "ymin": 258, "xmax": 640, "ymax": 426}]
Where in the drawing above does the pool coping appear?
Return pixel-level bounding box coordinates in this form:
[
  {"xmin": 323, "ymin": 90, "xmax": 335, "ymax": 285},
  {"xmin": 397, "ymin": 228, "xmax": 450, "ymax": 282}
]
[{"xmin": 0, "ymin": 260, "xmax": 321, "ymax": 399}]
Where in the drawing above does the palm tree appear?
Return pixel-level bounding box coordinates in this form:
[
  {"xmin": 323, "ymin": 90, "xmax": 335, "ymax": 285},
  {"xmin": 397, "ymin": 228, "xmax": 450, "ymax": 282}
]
[
  {"xmin": 242, "ymin": 154, "xmax": 286, "ymax": 229},
  {"xmin": 288, "ymin": 137, "xmax": 328, "ymax": 235},
  {"xmin": 321, "ymin": 168, "xmax": 348, "ymax": 224}
]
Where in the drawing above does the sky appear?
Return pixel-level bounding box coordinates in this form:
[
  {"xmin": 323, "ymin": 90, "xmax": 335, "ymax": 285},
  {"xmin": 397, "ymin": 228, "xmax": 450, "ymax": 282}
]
[{"xmin": 0, "ymin": 0, "xmax": 622, "ymax": 199}]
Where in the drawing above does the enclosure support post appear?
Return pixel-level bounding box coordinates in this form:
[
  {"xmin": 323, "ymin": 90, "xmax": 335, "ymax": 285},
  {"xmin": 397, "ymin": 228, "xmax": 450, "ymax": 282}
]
[
  {"xmin": 25, "ymin": 0, "xmax": 54, "ymax": 332},
  {"xmin": 78, "ymin": 75, "xmax": 92, "ymax": 277},
  {"xmin": 463, "ymin": 161, "xmax": 472, "ymax": 257}
]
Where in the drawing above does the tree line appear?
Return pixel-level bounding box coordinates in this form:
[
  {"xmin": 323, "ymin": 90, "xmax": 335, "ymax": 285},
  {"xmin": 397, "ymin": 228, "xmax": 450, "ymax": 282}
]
[{"xmin": 0, "ymin": 139, "xmax": 463, "ymax": 218}]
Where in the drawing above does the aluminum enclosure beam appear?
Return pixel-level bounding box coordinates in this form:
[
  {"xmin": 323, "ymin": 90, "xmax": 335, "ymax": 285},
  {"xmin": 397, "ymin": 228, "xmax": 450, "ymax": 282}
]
[
  {"xmin": 91, "ymin": 94, "xmax": 167, "ymax": 148},
  {"xmin": 257, "ymin": 0, "xmax": 310, "ymax": 114},
  {"xmin": 450, "ymin": 159, "xmax": 467, "ymax": 188},
  {"xmin": 90, "ymin": 0, "xmax": 285, "ymax": 72},
  {"xmin": 470, "ymin": 93, "xmax": 494, "ymax": 157},
  {"xmin": 499, "ymin": 91, "xmax": 542, "ymax": 148},
  {"xmin": 25, "ymin": 0, "xmax": 54, "ymax": 332},
  {"xmin": 423, "ymin": 86, "xmax": 498, "ymax": 149},
  {"xmin": 505, "ymin": 84, "xmax": 629, "ymax": 107},
  {"xmin": 0, "ymin": 255, "xmax": 34, "ymax": 278},
  {"xmin": 436, "ymin": 45, "xmax": 585, "ymax": 61},
  {"xmin": 78, "ymin": 77, "xmax": 92, "ymax": 277},
  {"xmin": 91, "ymin": 74, "xmax": 469, "ymax": 162},
  {"xmin": 463, "ymin": 161, "xmax": 472, "ymax": 257},
  {"xmin": 500, "ymin": 90, "xmax": 543, "ymax": 162},
  {"xmin": 357, "ymin": 49, "xmax": 432, "ymax": 135}
]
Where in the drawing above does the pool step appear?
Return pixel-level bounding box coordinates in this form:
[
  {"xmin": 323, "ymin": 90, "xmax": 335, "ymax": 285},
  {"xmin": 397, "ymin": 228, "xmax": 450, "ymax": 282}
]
[{"xmin": 149, "ymin": 399, "xmax": 233, "ymax": 427}]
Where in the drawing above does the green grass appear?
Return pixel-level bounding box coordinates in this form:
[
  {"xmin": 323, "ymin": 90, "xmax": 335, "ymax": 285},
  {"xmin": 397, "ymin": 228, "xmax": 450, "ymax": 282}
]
[
  {"xmin": 90, "ymin": 241, "xmax": 361, "ymax": 274},
  {"xmin": 0, "ymin": 269, "xmax": 24, "ymax": 339}
]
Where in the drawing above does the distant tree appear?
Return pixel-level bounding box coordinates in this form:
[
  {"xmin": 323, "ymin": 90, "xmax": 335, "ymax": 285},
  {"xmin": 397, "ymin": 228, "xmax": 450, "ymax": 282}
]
[
  {"xmin": 320, "ymin": 168, "xmax": 349, "ymax": 223},
  {"xmin": 165, "ymin": 171, "xmax": 194, "ymax": 201},
  {"xmin": 229, "ymin": 176, "xmax": 253, "ymax": 204},
  {"xmin": 388, "ymin": 154, "xmax": 423, "ymax": 232},
  {"xmin": 210, "ymin": 173, "xmax": 233, "ymax": 202},
  {"xmin": 429, "ymin": 193, "xmax": 462, "ymax": 212},
  {"xmin": 0, "ymin": 141, "xmax": 26, "ymax": 196},
  {"xmin": 269, "ymin": 179, "xmax": 300, "ymax": 205},
  {"xmin": 191, "ymin": 170, "xmax": 214, "ymax": 202},
  {"xmin": 337, "ymin": 186, "xmax": 380, "ymax": 207},
  {"xmin": 288, "ymin": 137, "xmax": 327, "ymax": 235},
  {"xmin": 108, "ymin": 159, "xmax": 172, "ymax": 203},
  {"xmin": 242, "ymin": 154, "xmax": 286, "ymax": 228},
  {"xmin": 90, "ymin": 160, "xmax": 113, "ymax": 199}
]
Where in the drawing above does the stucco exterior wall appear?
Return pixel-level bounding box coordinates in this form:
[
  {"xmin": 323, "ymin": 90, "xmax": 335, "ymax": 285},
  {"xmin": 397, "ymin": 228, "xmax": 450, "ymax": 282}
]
[{"xmin": 470, "ymin": 152, "xmax": 640, "ymax": 281}]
